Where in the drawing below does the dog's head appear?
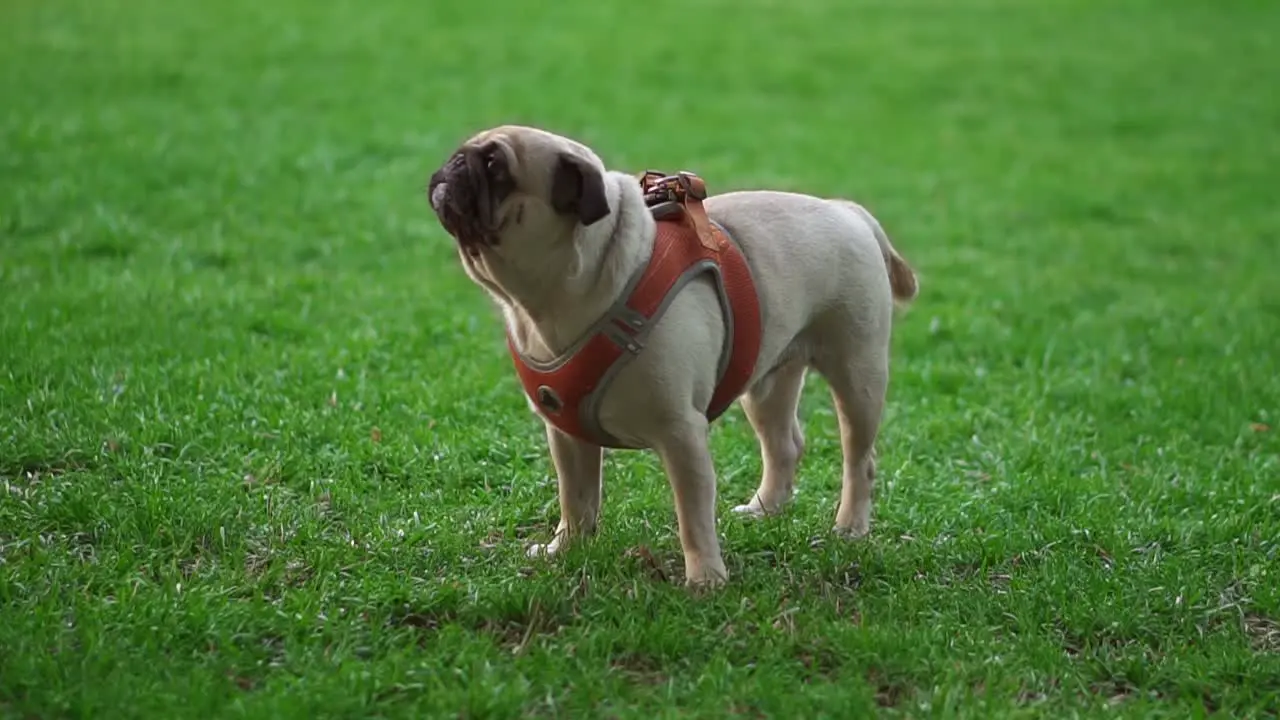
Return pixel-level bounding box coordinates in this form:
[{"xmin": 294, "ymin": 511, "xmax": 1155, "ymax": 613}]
[{"xmin": 427, "ymin": 125, "xmax": 612, "ymax": 260}]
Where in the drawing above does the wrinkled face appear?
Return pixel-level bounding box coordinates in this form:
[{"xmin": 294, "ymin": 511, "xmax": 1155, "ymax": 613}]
[{"xmin": 427, "ymin": 126, "xmax": 611, "ymax": 259}]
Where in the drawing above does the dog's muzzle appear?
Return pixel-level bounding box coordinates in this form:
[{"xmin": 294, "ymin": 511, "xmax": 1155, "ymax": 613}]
[{"xmin": 427, "ymin": 150, "xmax": 493, "ymax": 258}]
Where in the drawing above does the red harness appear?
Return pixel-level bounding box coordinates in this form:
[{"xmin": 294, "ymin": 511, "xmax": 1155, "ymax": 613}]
[{"xmin": 506, "ymin": 171, "xmax": 763, "ymax": 448}]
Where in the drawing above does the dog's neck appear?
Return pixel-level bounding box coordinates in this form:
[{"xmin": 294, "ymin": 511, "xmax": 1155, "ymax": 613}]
[{"xmin": 472, "ymin": 172, "xmax": 656, "ymax": 362}]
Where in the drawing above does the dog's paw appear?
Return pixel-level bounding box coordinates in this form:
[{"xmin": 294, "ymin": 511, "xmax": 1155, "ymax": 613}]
[
  {"xmin": 684, "ymin": 560, "xmax": 729, "ymax": 590},
  {"xmin": 731, "ymin": 491, "xmax": 792, "ymax": 519},
  {"xmin": 526, "ymin": 534, "xmax": 567, "ymax": 559},
  {"xmin": 832, "ymin": 521, "xmax": 871, "ymax": 540},
  {"xmin": 685, "ymin": 575, "xmax": 727, "ymax": 592}
]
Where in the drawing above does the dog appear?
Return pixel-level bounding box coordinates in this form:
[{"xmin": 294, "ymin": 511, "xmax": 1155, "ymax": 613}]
[{"xmin": 426, "ymin": 125, "xmax": 917, "ymax": 587}]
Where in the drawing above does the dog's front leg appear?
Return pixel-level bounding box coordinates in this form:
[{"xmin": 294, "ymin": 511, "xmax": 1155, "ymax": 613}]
[
  {"xmin": 654, "ymin": 417, "xmax": 729, "ymax": 587},
  {"xmin": 527, "ymin": 423, "xmax": 603, "ymax": 558}
]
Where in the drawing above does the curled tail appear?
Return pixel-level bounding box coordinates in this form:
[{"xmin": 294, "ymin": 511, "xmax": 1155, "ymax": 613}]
[{"xmin": 837, "ymin": 200, "xmax": 919, "ymax": 304}]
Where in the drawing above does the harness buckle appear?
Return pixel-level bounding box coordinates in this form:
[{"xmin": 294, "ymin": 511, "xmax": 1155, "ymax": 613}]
[
  {"xmin": 602, "ymin": 321, "xmax": 645, "ymax": 355},
  {"xmin": 676, "ymin": 171, "xmax": 706, "ymax": 200},
  {"xmin": 649, "ymin": 201, "xmax": 683, "ymax": 221},
  {"xmin": 612, "ymin": 305, "xmax": 648, "ymax": 331}
]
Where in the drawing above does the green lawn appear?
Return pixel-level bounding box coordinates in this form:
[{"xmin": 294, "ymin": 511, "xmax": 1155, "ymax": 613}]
[{"xmin": 3, "ymin": 0, "xmax": 1279, "ymax": 716}]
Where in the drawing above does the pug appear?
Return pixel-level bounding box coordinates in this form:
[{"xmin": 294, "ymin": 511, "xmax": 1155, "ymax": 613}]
[{"xmin": 426, "ymin": 124, "xmax": 917, "ymax": 587}]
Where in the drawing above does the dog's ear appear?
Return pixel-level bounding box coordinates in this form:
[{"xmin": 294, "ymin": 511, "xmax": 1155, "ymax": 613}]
[{"xmin": 550, "ymin": 152, "xmax": 609, "ymax": 226}]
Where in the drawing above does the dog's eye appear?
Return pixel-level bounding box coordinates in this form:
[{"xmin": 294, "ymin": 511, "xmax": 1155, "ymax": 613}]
[{"xmin": 486, "ymin": 152, "xmax": 511, "ymax": 184}]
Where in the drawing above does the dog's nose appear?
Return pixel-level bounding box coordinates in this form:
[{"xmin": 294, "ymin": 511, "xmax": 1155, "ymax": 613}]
[
  {"xmin": 429, "ymin": 179, "xmax": 448, "ymax": 212},
  {"xmin": 427, "ymin": 164, "xmax": 452, "ymax": 212}
]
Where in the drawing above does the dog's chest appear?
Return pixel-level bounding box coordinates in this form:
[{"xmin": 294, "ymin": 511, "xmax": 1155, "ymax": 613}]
[{"xmin": 508, "ymin": 216, "xmax": 762, "ymax": 448}]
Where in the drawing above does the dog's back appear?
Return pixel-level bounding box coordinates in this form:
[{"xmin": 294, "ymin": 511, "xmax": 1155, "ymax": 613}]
[{"xmin": 705, "ymin": 189, "xmax": 913, "ymax": 324}]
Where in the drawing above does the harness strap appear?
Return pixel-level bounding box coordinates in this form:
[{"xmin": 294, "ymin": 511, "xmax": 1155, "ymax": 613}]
[
  {"xmin": 508, "ymin": 170, "xmax": 762, "ymax": 448},
  {"xmin": 638, "ymin": 171, "xmax": 762, "ymax": 419}
]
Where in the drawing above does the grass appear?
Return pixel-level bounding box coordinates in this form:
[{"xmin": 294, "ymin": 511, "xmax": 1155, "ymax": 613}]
[{"xmin": 2, "ymin": 0, "xmax": 1279, "ymax": 716}]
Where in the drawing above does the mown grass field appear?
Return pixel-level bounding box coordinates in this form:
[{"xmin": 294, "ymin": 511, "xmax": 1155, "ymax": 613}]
[{"xmin": 3, "ymin": 0, "xmax": 1279, "ymax": 716}]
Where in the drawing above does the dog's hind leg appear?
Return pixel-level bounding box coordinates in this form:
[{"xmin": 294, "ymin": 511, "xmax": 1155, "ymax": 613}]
[
  {"xmin": 733, "ymin": 359, "xmax": 808, "ymax": 518},
  {"xmin": 814, "ymin": 340, "xmax": 889, "ymax": 538}
]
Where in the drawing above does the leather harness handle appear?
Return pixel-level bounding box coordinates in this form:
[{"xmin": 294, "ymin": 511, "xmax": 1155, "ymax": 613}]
[{"xmin": 638, "ymin": 170, "xmax": 722, "ymax": 252}]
